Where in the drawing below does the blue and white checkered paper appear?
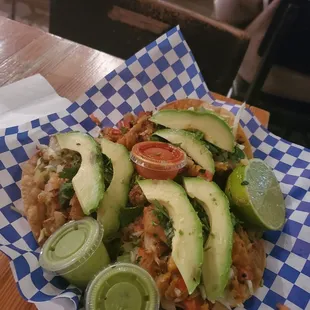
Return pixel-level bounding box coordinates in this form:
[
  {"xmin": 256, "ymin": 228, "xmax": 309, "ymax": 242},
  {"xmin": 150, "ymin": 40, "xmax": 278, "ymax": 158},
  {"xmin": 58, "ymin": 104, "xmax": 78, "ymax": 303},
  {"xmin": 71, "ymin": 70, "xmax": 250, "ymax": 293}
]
[{"xmin": 0, "ymin": 26, "xmax": 309, "ymax": 309}]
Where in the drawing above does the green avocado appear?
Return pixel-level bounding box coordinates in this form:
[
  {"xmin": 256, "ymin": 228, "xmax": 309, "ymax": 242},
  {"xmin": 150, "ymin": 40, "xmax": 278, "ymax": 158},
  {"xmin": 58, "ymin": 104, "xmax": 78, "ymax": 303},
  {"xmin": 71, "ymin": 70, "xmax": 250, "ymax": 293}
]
[
  {"xmin": 183, "ymin": 177, "xmax": 233, "ymax": 301},
  {"xmin": 138, "ymin": 179, "xmax": 203, "ymax": 294},
  {"xmin": 97, "ymin": 138, "xmax": 134, "ymax": 240},
  {"xmin": 153, "ymin": 129, "xmax": 215, "ymax": 174},
  {"xmin": 150, "ymin": 109, "xmax": 234, "ymax": 152},
  {"xmin": 56, "ymin": 132, "xmax": 104, "ymax": 215}
]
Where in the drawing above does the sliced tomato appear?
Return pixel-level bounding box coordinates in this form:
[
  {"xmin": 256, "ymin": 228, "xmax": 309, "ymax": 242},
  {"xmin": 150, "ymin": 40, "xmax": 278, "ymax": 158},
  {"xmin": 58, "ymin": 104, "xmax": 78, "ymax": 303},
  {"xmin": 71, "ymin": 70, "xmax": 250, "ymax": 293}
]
[
  {"xmin": 175, "ymin": 275, "xmax": 188, "ymax": 293},
  {"xmin": 204, "ymin": 170, "xmax": 213, "ymax": 181}
]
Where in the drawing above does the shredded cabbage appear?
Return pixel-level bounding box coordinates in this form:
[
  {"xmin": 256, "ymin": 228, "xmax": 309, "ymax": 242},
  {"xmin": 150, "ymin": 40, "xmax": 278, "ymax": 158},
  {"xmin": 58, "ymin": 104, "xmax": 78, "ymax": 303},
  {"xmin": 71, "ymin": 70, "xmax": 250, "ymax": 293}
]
[
  {"xmin": 38, "ymin": 228, "xmax": 47, "ymax": 243},
  {"xmin": 246, "ymin": 280, "xmax": 254, "ymax": 295},
  {"xmin": 232, "ymin": 102, "xmax": 245, "ymax": 137},
  {"xmin": 229, "ymin": 268, "xmax": 235, "ymax": 280}
]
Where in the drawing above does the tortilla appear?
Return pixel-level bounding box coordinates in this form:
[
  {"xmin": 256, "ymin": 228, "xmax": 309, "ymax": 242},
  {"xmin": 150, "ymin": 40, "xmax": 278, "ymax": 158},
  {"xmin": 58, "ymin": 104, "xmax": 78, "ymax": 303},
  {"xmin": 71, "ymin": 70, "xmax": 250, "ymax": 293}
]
[{"xmin": 160, "ymin": 98, "xmax": 253, "ymax": 159}]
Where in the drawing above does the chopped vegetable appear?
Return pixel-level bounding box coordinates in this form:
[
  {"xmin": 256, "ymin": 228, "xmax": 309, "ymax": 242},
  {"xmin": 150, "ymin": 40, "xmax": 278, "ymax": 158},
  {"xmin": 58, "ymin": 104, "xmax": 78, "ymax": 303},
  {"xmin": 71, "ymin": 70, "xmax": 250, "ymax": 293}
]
[
  {"xmin": 229, "ymin": 146, "xmax": 245, "ymax": 163},
  {"xmin": 190, "ymin": 199, "xmax": 210, "ymax": 244},
  {"xmin": 129, "ymin": 172, "xmax": 144, "ymax": 190},
  {"xmin": 59, "ymin": 182, "xmax": 75, "ymax": 207},
  {"xmin": 59, "ymin": 165, "xmax": 80, "ymax": 180},
  {"xmin": 102, "ymin": 154, "xmax": 113, "ymax": 188},
  {"xmin": 230, "ymin": 213, "xmax": 243, "ymax": 228},
  {"xmin": 192, "ymin": 130, "xmax": 204, "ymax": 141},
  {"xmin": 203, "ymin": 140, "xmax": 245, "ymax": 164}
]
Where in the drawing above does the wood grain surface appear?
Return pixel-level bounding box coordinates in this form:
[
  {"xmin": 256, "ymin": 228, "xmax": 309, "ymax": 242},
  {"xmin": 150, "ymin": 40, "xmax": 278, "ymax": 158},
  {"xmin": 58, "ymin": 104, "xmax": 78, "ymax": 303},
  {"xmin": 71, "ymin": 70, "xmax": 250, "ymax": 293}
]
[{"xmin": 0, "ymin": 17, "xmax": 269, "ymax": 310}]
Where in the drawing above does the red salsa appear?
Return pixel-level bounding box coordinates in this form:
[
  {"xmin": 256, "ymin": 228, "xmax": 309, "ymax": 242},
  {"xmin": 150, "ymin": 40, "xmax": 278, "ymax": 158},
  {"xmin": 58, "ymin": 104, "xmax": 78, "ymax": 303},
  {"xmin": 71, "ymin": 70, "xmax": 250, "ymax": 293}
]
[{"xmin": 130, "ymin": 141, "xmax": 187, "ymax": 180}]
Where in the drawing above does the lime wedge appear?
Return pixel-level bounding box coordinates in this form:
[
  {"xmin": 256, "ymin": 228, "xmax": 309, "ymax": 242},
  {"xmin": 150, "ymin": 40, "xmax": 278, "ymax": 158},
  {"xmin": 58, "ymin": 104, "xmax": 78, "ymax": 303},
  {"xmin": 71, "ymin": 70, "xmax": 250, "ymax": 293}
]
[{"xmin": 225, "ymin": 159, "xmax": 285, "ymax": 230}]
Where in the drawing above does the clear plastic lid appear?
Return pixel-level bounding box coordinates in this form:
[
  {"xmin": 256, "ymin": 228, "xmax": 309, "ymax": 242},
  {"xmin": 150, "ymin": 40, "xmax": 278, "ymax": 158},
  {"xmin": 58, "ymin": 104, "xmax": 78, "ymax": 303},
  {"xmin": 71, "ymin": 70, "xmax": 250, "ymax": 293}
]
[
  {"xmin": 85, "ymin": 263, "xmax": 160, "ymax": 310},
  {"xmin": 130, "ymin": 141, "xmax": 187, "ymax": 171},
  {"xmin": 39, "ymin": 217, "xmax": 103, "ymax": 275}
]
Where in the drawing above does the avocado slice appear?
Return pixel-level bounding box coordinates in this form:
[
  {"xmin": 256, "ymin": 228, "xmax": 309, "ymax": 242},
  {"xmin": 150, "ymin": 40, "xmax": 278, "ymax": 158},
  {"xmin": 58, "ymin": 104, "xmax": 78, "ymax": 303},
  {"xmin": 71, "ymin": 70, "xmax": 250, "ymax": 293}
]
[
  {"xmin": 138, "ymin": 179, "xmax": 203, "ymax": 294},
  {"xmin": 56, "ymin": 132, "xmax": 104, "ymax": 215},
  {"xmin": 183, "ymin": 177, "xmax": 233, "ymax": 301},
  {"xmin": 97, "ymin": 138, "xmax": 134, "ymax": 239},
  {"xmin": 150, "ymin": 110, "xmax": 234, "ymax": 152},
  {"xmin": 154, "ymin": 129, "xmax": 215, "ymax": 174}
]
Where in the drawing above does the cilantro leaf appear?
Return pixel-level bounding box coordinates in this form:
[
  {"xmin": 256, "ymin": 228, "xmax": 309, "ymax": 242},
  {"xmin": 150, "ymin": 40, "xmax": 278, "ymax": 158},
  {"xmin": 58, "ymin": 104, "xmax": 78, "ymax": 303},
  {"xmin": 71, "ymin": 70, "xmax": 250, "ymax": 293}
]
[
  {"xmin": 230, "ymin": 212, "xmax": 243, "ymax": 227},
  {"xmin": 59, "ymin": 165, "xmax": 80, "ymax": 181},
  {"xmin": 190, "ymin": 199, "xmax": 210, "ymax": 244},
  {"xmin": 229, "ymin": 145, "xmax": 245, "ymax": 163},
  {"xmin": 192, "ymin": 130, "xmax": 204, "ymax": 141},
  {"xmin": 129, "ymin": 172, "xmax": 144, "ymax": 190},
  {"xmin": 102, "ymin": 154, "xmax": 113, "ymax": 188},
  {"xmin": 59, "ymin": 182, "xmax": 75, "ymax": 207},
  {"xmin": 204, "ymin": 140, "xmax": 245, "ymax": 164}
]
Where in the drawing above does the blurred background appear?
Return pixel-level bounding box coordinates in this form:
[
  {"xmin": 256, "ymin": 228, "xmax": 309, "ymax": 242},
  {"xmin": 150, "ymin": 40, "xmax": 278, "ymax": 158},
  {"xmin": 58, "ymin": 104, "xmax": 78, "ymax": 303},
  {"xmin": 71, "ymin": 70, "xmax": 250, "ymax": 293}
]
[{"xmin": 1, "ymin": 0, "xmax": 309, "ymax": 147}]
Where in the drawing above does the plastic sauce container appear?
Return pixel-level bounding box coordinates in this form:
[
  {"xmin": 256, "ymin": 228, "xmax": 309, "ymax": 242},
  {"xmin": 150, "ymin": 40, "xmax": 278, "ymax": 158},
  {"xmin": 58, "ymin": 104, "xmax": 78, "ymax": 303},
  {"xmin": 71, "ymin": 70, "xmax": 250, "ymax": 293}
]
[
  {"xmin": 130, "ymin": 141, "xmax": 187, "ymax": 179},
  {"xmin": 85, "ymin": 263, "xmax": 160, "ymax": 310},
  {"xmin": 39, "ymin": 217, "xmax": 110, "ymax": 288}
]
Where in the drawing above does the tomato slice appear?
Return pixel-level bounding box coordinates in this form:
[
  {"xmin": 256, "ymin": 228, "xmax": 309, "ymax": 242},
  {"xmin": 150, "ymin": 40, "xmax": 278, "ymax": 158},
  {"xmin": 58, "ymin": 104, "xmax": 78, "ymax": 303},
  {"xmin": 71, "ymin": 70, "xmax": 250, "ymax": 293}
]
[
  {"xmin": 130, "ymin": 142, "xmax": 187, "ymax": 180},
  {"xmin": 203, "ymin": 170, "xmax": 213, "ymax": 181}
]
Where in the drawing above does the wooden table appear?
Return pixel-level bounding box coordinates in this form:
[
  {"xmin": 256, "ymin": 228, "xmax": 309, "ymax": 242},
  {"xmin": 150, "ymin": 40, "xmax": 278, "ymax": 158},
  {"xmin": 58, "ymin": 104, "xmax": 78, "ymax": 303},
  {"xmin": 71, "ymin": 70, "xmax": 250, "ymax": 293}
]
[{"xmin": 0, "ymin": 17, "xmax": 269, "ymax": 310}]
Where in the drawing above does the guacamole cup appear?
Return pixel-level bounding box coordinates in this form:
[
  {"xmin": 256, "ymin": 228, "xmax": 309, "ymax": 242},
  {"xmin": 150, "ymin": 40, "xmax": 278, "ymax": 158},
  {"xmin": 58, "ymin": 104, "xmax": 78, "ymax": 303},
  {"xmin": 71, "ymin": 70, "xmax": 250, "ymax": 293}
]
[
  {"xmin": 39, "ymin": 217, "xmax": 110, "ymax": 288},
  {"xmin": 85, "ymin": 263, "xmax": 160, "ymax": 310}
]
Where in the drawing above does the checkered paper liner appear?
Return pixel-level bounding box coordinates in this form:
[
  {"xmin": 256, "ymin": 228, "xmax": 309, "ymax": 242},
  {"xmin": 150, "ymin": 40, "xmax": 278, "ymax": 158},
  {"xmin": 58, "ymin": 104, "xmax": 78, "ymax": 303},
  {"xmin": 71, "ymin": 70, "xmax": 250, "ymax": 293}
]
[{"xmin": 0, "ymin": 26, "xmax": 309, "ymax": 310}]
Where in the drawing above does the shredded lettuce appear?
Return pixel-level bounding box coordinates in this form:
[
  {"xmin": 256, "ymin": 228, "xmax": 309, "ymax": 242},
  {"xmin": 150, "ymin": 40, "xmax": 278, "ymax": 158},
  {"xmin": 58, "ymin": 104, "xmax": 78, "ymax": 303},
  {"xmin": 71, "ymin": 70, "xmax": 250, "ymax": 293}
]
[{"xmin": 232, "ymin": 102, "xmax": 245, "ymax": 137}]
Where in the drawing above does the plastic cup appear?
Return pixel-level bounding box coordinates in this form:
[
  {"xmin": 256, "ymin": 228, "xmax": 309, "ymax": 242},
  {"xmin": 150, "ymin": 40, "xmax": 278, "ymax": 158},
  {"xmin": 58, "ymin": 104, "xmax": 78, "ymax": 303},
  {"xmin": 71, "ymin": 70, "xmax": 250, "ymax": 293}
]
[
  {"xmin": 39, "ymin": 217, "xmax": 110, "ymax": 288},
  {"xmin": 85, "ymin": 263, "xmax": 160, "ymax": 310}
]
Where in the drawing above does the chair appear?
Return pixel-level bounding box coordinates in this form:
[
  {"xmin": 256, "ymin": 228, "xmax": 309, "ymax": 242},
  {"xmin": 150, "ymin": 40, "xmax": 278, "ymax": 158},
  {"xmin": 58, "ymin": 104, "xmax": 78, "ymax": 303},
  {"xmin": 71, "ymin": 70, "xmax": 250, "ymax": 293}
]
[
  {"xmin": 49, "ymin": 0, "xmax": 250, "ymax": 95},
  {"xmin": 245, "ymin": 0, "xmax": 310, "ymax": 104},
  {"xmin": 233, "ymin": 0, "xmax": 310, "ymax": 146}
]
